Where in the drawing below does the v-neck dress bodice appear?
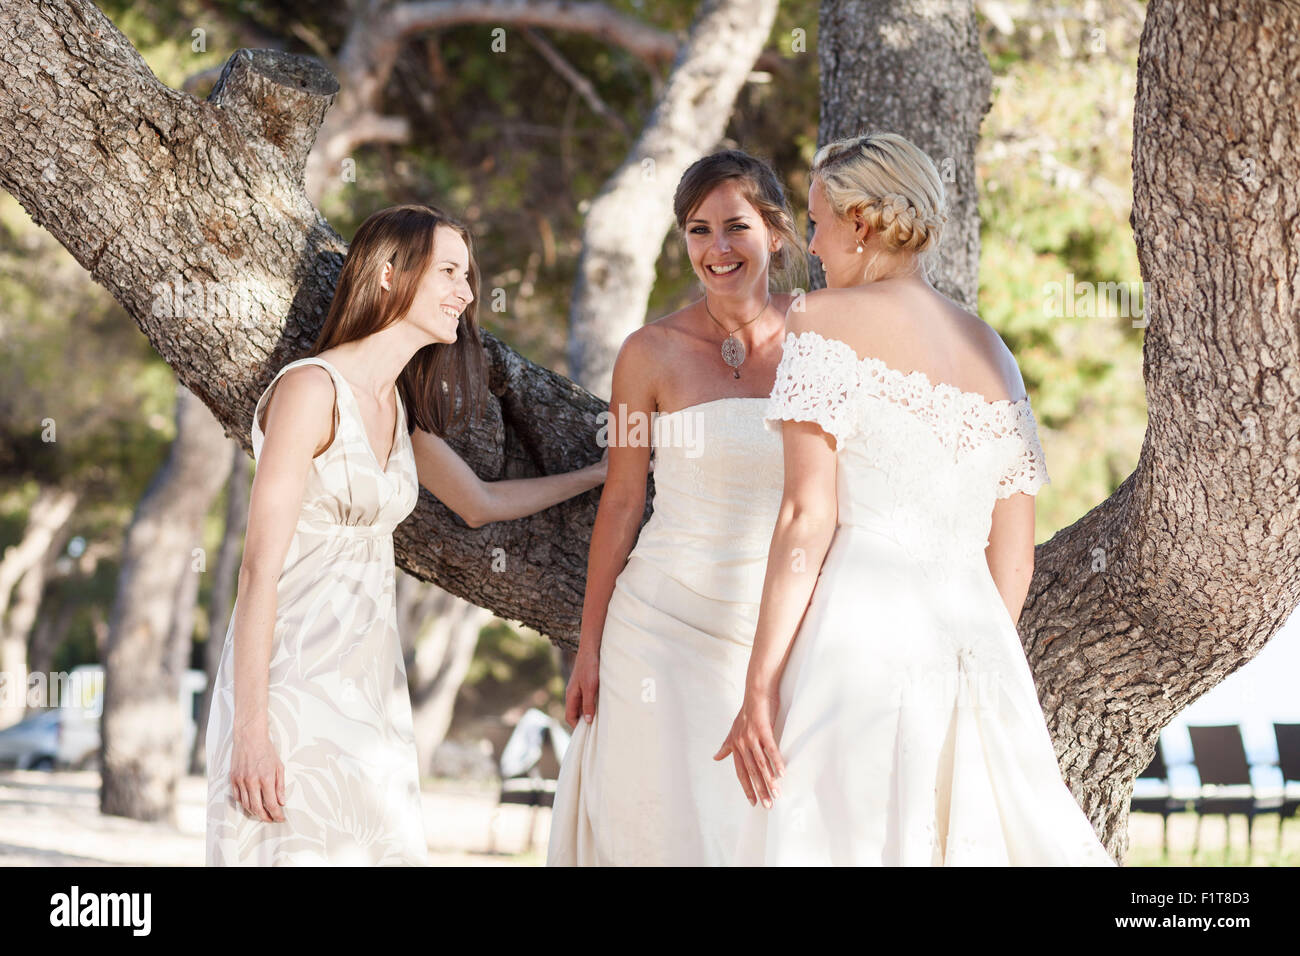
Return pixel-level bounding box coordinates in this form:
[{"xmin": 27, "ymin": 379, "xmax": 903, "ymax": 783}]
[{"xmin": 261, "ymin": 358, "xmax": 419, "ymax": 538}]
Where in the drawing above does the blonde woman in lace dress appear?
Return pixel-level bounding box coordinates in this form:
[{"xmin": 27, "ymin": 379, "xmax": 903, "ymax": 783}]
[
  {"xmin": 716, "ymin": 133, "xmax": 1116, "ymax": 866},
  {"xmin": 206, "ymin": 205, "xmax": 606, "ymax": 866},
  {"xmin": 547, "ymin": 151, "xmax": 806, "ymax": 865}
]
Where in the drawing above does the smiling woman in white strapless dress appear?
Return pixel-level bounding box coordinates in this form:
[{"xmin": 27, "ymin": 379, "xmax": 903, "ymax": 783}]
[
  {"xmin": 547, "ymin": 150, "xmax": 806, "ymax": 865},
  {"xmin": 549, "ymin": 398, "xmax": 783, "ymax": 864}
]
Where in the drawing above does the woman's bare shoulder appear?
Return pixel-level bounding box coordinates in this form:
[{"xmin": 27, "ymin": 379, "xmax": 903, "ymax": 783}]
[
  {"xmin": 646, "ymin": 299, "xmax": 699, "ymax": 332},
  {"xmin": 619, "ymin": 302, "xmax": 701, "ymax": 363},
  {"xmin": 783, "ymin": 286, "xmax": 864, "ymax": 336},
  {"xmin": 951, "ymin": 310, "xmax": 1028, "ymax": 403},
  {"xmin": 791, "ymin": 286, "xmax": 1028, "ymax": 403},
  {"xmin": 259, "ymin": 363, "xmax": 336, "ymax": 448},
  {"xmin": 262, "ymin": 362, "xmax": 333, "ymax": 412}
]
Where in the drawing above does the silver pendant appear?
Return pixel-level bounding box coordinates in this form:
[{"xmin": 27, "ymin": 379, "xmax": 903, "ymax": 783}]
[{"xmin": 721, "ymin": 335, "xmax": 745, "ymax": 378}]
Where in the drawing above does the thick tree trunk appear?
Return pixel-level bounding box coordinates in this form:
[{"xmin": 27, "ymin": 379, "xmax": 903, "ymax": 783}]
[
  {"xmin": 566, "ymin": 0, "xmax": 780, "ymax": 396},
  {"xmin": 27, "ymin": 600, "xmax": 76, "ymax": 702},
  {"xmin": 1020, "ymin": 0, "xmax": 1300, "ymax": 858},
  {"xmin": 0, "ymin": 485, "xmax": 78, "ymax": 727},
  {"xmin": 99, "ymin": 385, "xmax": 231, "ymax": 821},
  {"xmin": 191, "ymin": 441, "xmax": 250, "ymax": 774},
  {"xmin": 817, "ymin": 0, "xmax": 990, "ymax": 307},
  {"xmin": 0, "ymin": 1, "xmax": 607, "ymax": 649},
  {"xmin": 8, "ymin": 510, "xmax": 76, "ymax": 721}
]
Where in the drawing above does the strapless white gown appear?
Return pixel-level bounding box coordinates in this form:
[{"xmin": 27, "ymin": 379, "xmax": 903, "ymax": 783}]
[
  {"xmin": 547, "ymin": 398, "xmax": 780, "ymax": 865},
  {"xmin": 739, "ymin": 329, "xmax": 1116, "ymax": 866}
]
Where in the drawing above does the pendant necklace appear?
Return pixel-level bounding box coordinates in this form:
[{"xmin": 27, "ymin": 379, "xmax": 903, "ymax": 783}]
[{"xmin": 704, "ymin": 293, "xmax": 770, "ymax": 379}]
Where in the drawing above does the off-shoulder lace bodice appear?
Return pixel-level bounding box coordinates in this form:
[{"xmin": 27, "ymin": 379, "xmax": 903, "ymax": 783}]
[{"xmin": 765, "ymin": 329, "xmax": 1050, "ymax": 561}]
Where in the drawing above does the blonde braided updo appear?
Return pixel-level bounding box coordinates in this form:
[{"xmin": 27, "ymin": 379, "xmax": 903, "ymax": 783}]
[{"xmin": 812, "ymin": 131, "xmax": 948, "ymax": 270}]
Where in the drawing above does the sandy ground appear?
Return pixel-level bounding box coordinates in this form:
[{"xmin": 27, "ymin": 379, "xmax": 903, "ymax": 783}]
[
  {"xmin": 0, "ymin": 769, "xmax": 550, "ymax": 866},
  {"xmin": 0, "ymin": 768, "xmax": 1294, "ymax": 866}
]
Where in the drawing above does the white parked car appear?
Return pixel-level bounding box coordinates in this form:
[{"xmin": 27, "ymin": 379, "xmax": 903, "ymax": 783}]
[
  {"xmin": 0, "ymin": 665, "xmax": 206, "ymax": 771},
  {"xmin": 0, "ymin": 709, "xmax": 64, "ymax": 770}
]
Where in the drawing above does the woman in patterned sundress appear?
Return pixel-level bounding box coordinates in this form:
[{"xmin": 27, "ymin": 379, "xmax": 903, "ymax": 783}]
[{"xmin": 205, "ymin": 204, "xmax": 607, "ymax": 866}]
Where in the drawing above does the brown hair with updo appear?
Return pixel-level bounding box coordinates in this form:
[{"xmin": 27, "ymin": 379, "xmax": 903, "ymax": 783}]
[
  {"xmin": 811, "ymin": 131, "xmax": 949, "ymax": 276},
  {"xmin": 673, "ymin": 149, "xmax": 808, "ymax": 293}
]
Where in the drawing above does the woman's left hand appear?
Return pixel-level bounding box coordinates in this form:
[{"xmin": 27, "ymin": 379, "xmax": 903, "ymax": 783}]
[{"xmin": 714, "ymin": 689, "xmax": 785, "ymax": 808}]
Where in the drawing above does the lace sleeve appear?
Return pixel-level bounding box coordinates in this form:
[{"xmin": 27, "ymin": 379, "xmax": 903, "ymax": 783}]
[
  {"xmin": 763, "ymin": 330, "xmax": 859, "ymax": 448},
  {"xmin": 996, "ymin": 401, "xmax": 1051, "ymax": 498}
]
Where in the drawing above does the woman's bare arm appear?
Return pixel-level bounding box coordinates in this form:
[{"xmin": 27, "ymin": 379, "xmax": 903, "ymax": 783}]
[
  {"xmin": 984, "ymin": 491, "xmax": 1037, "ymax": 627},
  {"xmin": 410, "ymin": 428, "xmax": 605, "ymax": 528},
  {"xmin": 232, "ymin": 366, "xmax": 334, "ymax": 736},
  {"xmin": 572, "ymin": 329, "xmax": 658, "ymax": 663},
  {"xmin": 745, "ymin": 420, "xmax": 839, "ymax": 693},
  {"xmin": 716, "ymin": 382, "xmax": 839, "ymax": 807}
]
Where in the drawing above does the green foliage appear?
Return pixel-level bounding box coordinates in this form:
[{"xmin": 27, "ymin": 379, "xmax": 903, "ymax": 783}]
[
  {"xmin": 96, "ymin": 0, "xmax": 237, "ymax": 88},
  {"xmin": 976, "ymin": 9, "xmax": 1148, "ymax": 541},
  {"xmin": 463, "ymin": 620, "xmax": 564, "ymax": 708},
  {"xmin": 0, "ymin": 194, "xmax": 176, "ymax": 491}
]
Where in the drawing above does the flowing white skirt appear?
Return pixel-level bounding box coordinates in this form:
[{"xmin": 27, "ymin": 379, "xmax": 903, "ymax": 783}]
[
  {"xmin": 734, "ymin": 524, "xmax": 1117, "ymax": 866},
  {"xmin": 547, "ymin": 555, "xmax": 763, "ymax": 865}
]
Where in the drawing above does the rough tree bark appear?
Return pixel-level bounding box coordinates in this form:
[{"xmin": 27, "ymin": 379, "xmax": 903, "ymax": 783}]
[
  {"xmin": 566, "ymin": 0, "xmax": 780, "ymax": 397},
  {"xmin": 0, "ymin": 0, "xmax": 1296, "ymax": 859},
  {"xmin": 99, "ymin": 384, "xmax": 231, "ymax": 821},
  {"xmin": 1018, "ymin": 0, "xmax": 1300, "ymax": 858},
  {"xmin": 817, "ymin": 0, "xmax": 990, "ymax": 308}
]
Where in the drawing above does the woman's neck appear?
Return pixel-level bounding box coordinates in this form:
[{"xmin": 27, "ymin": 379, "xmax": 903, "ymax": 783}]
[
  {"xmin": 854, "ymin": 248, "xmax": 925, "ymax": 287},
  {"xmin": 701, "ymin": 289, "xmax": 777, "ymax": 347}
]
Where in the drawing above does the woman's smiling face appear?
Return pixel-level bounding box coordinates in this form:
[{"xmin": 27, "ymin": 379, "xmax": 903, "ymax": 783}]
[
  {"xmin": 395, "ymin": 225, "xmax": 473, "ymax": 345},
  {"xmin": 683, "ymin": 180, "xmax": 779, "ymax": 295}
]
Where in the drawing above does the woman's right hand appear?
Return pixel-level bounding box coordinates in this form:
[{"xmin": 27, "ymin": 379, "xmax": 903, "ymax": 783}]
[
  {"xmin": 714, "ymin": 687, "xmax": 785, "ymax": 809},
  {"xmin": 564, "ymin": 647, "xmax": 600, "ymax": 728},
  {"xmin": 230, "ymin": 725, "xmax": 286, "ymax": 823}
]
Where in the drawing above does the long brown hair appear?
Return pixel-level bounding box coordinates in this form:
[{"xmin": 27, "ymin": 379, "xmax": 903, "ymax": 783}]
[
  {"xmin": 309, "ymin": 204, "xmax": 488, "ymax": 437},
  {"xmin": 672, "ymin": 149, "xmax": 808, "ymax": 293}
]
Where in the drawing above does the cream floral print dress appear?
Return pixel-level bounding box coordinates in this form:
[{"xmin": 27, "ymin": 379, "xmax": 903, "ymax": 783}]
[{"xmin": 206, "ymin": 357, "xmax": 427, "ymax": 866}]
